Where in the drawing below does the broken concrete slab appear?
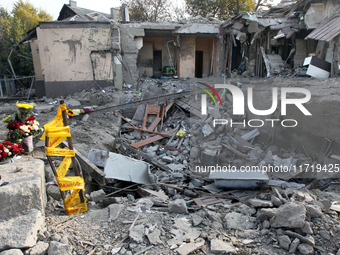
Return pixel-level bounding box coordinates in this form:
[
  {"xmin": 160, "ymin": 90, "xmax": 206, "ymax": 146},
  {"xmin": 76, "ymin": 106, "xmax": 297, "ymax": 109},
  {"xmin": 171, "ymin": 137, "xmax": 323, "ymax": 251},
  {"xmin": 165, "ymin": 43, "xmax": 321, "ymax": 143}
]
[
  {"xmin": 87, "ymin": 148, "xmax": 109, "ymax": 168},
  {"xmin": 298, "ymin": 243, "xmax": 314, "ymax": 255},
  {"xmin": 26, "ymin": 241, "xmax": 49, "ymax": 255},
  {"xmin": 224, "ymin": 212, "xmax": 254, "ymax": 230},
  {"xmin": 289, "ymin": 238, "xmax": 300, "ymax": 253},
  {"xmin": 278, "ymin": 235, "xmax": 291, "ymax": 250},
  {"xmin": 301, "ymin": 222, "xmax": 313, "ymax": 234},
  {"xmin": 104, "ymin": 152, "xmax": 151, "ymax": 184},
  {"xmin": 109, "ymin": 204, "xmax": 125, "ymax": 221},
  {"xmin": 166, "ymin": 163, "xmax": 185, "ymax": 171},
  {"xmin": 192, "ymin": 215, "xmax": 203, "ymax": 226},
  {"xmin": 65, "ymin": 98, "xmax": 81, "ymax": 107},
  {"xmin": 168, "ymin": 199, "xmax": 188, "ymax": 214},
  {"xmin": 305, "ymin": 204, "xmax": 323, "ymax": 218},
  {"xmin": 0, "ymin": 159, "xmax": 46, "ymax": 222},
  {"xmin": 47, "ymin": 241, "xmax": 72, "ymax": 255},
  {"xmin": 248, "ymin": 199, "xmax": 273, "ymax": 208},
  {"xmin": 210, "ymin": 239, "xmax": 236, "ymax": 254},
  {"xmin": 0, "ymin": 249, "xmax": 24, "ymax": 255},
  {"xmin": 175, "ymin": 240, "xmax": 205, "ymax": 255},
  {"xmin": 146, "ymin": 229, "xmax": 162, "ymax": 245},
  {"xmin": 90, "ymin": 189, "xmax": 106, "ymax": 202},
  {"xmin": 0, "ymin": 209, "xmax": 44, "ymax": 250},
  {"xmin": 168, "ymin": 218, "xmax": 201, "ymax": 246},
  {"xmin": 46, "ymin": 185, "xmax": 61, "ymax": 201},
  {"xmin": 271, "ymin": 202, "xmax": 306, "ymax": 228},
  {"xmin": 129, "ymin": 225, "xmax": 145, "ymax": 243}
]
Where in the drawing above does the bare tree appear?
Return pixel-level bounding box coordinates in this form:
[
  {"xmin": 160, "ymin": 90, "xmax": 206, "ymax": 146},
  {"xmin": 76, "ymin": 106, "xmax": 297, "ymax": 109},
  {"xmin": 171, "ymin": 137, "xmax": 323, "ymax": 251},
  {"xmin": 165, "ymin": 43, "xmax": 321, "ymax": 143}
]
[
  {"xmin": 122, "ymin": 0, "xmax": 172, "ymax": 22},
  {"xmin": 254, "ymin": 0, "xmax": 274, "ymax": 12}
]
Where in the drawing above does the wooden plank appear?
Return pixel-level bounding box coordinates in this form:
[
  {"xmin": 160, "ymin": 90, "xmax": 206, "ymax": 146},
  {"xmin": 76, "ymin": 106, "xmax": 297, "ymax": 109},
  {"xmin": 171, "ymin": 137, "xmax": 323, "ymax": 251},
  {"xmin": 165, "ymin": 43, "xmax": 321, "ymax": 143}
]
[
  {"xmin": 131, "ymin": 135, "xmax": 165, "ymax": 148},
  {"xmin": 121, "ymin": 116, "xmax": 137, "ymax": 128},
  {"xmin": 62, "ymin": 141, "xmax": 106, "ymax": 186},
  {"xmin": 126, "ymin": 126, "xmax": 171, "ymax": 137},
  {"xmin": 131, "ymin": 128, "xmax": 175, "ymax": 148},
  {"xmin": 147, "ymin": 117, "xmax": 161, "ymax": 131}
]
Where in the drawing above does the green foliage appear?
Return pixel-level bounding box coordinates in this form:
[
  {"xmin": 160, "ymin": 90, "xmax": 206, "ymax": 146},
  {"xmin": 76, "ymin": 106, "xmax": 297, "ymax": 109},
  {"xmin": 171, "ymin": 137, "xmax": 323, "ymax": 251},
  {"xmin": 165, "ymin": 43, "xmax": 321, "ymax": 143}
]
[
  {"xmin": 0, "ymin": 0, "xmax": 52, "ymax": 76},
  {"xmin": 185, "ymin": 0, "xmax": 256, "ymax": 20}
]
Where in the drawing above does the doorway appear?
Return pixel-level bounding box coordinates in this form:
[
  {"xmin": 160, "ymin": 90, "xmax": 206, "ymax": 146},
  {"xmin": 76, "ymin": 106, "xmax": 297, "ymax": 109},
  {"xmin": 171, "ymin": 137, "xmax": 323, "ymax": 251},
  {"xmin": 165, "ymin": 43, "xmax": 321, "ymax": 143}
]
[
  {"xmin": 153, "ymin": 51, "xmax": 162, "ymax": 77},
  {"xmin": 195, "ymin": 51, "xmax": 203, "ymax": 78}
]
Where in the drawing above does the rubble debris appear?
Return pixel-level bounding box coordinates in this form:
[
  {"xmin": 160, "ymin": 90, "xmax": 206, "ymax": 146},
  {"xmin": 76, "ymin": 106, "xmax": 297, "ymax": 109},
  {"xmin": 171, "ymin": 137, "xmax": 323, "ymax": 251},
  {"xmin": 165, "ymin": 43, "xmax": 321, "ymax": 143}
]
[
  {"xmin": 168, "ymin": 199, "xmax": 188, "ymax": 214},
  {"xmin": 89, "ymin": 189, "xmax": 106, "ymax": 202},
  {"xmin": 270, "ymin": 202, "xmax": 306, "ymax": 228},
  {"xmin": 48, "ymin": 241, "xmax": 72, "ymax": 255},
  {"xmin": 175, "ymin": 239, "xmax": 205, "ymax": 255},
  {"xmin": 224, "ymin": 212, "xmax": 255, "ymax": 230},
  {"xmin": 0, "ymin": 250, "xmax": 24, "ymax": 255},
  {"xmin": 87, "ymin": 148, "xmax": 109, "ymax": 168},
  {"xmin": 0, "ymin": 209, "xmax": 44, "ymax": 250},
  {"xmin": 210, "ymin": 239, "xmax": 236, "ymax": 253}
]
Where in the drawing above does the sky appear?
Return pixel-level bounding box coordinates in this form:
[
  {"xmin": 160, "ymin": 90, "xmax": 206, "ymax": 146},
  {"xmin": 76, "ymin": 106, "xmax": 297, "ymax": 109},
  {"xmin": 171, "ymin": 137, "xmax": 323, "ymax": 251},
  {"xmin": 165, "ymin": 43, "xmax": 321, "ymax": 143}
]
[{"xmin": 0, "ymin": 0, "xmax": 280, "ymax": 20}]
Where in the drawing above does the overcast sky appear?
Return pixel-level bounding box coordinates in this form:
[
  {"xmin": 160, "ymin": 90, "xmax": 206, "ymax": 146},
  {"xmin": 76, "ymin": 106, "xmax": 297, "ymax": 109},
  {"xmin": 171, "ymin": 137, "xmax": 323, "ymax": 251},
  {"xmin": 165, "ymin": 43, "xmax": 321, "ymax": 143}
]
[{"xmin": 0, "ymin": 0, "xmax": 280, "ymax": 20}]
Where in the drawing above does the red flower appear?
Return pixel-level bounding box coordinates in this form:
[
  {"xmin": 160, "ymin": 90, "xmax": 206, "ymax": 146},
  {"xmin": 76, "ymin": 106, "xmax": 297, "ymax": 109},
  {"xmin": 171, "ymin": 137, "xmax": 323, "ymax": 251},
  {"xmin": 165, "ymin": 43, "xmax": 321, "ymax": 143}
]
[
  {"xmin": 18, "ymin": 144, "xmax": 23, "ymax": 149},
  {"xmin": 3, "ymin": 141, "xmax": 11, "ymax": 146},
  {"xmin": 27, "ymin": 116, "xmax": 35, "ymax": 121},
  {"xmin": 0, "ymin": 155, "xmax": 2, "ymax": 159},
  {"xmin": 20, "ymin": 148, "xmax": 25, "ymax": 153},
  {"xmin": 2, "ymin": 152, "xmax": 7, "ymax": 157},
  {"xmin": 7, "ymin": 123, "xmax": 15, "ymax": 129}
]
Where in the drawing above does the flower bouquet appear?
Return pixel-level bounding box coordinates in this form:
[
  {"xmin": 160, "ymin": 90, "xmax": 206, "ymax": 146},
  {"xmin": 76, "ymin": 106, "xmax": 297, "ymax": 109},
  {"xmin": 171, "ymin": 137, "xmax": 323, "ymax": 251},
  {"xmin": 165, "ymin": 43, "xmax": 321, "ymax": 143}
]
[
  {"xmin": 2, "ymin": 103, "xmax": 42, "ymax": 154},
  {"xmin": 0, "ymin": 141, "xmax": 25, "ymax": 163}
]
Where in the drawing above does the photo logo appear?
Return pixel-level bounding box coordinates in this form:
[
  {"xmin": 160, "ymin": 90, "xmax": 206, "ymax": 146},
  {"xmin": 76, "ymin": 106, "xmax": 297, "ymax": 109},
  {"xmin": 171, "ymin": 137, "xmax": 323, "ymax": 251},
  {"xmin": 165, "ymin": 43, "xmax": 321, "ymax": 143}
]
[{"xmin": 200, "ymin": 84, "xmax": 312, "ymax": 128}]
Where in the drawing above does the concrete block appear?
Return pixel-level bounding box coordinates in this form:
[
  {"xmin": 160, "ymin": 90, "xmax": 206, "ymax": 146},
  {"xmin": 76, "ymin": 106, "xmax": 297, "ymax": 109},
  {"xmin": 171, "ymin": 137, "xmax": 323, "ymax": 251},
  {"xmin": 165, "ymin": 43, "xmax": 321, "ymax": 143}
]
[
  {"xmin": 46, "ymin": 185, "xmax": 61, "ymax": 200},
  {"xmin": 271, "ymin": 202, "xmax": 306, "ymax": 228},
  {"xmin": 108, "ymin": 204, "xmax": 125, "ymax": 221},
  {"xmin": 168, "ymin": 199, "xmax": 188, "ymax": 214},
  {"xmin": 47, "ymin": 241, "xmax": 72, "ymax": 255},
  {"xmin": 26, "ymin": 241, "xmax": 49, "ymax": 255},
  {"xmin": 90, "ymin": 189, "xmax": 106, "ymax": 202},
  {"xmin": 0, "ymin": 249, "xmax": 24, "ymax": 255},
  {"xmin": 0, "ymin": 159, "xmax": 46, "ymax": 222},
  {"xmin": 0, "ymin": 209, "xmax": 44, "ymax": 250},
  {"xmin": 65, "ymin": 99, "xmax": 81, "ymax": 107},
  {"xmin": 210, "ymin": 239, "xmax": 236, "ymax": 253}
]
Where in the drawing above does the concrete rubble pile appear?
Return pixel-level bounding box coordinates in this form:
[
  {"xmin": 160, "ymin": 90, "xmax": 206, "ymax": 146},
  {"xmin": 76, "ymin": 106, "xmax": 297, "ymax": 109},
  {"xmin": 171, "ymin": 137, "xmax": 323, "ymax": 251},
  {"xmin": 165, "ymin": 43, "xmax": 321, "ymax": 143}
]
[{"xmin": 0, "ymin": 76, "xmax": 340, "ymax": 255}]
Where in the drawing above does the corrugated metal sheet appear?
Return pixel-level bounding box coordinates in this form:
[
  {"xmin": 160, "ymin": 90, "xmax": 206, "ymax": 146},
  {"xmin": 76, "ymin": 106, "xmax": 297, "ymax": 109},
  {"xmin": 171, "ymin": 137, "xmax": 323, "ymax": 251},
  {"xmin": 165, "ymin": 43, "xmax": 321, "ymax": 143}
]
[{"xmin": 305, "ymin": 16, "xmax": 340, "ymax": 42}]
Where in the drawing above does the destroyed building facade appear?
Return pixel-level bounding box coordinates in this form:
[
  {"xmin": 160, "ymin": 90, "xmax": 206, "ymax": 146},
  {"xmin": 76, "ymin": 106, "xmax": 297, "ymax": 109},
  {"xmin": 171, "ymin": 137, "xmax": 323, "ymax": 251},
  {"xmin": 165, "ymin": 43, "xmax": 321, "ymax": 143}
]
[
  {"xmin": 22, "ymin": 1, "xmax": 221, "ymax": 98},
  {"xmin": 221, "ymin": 0, "xmax": 340, "ymax": 78},
  {"xmin": 17, "ymin": 0, "xmax": 340, "ymax": 97}
]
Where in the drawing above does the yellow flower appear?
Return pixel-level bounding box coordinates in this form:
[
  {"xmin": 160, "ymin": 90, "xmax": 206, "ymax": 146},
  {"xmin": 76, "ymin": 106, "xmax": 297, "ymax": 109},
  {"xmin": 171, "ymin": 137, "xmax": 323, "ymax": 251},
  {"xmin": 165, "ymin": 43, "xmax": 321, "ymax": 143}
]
[
  {"xmin": 67, "ymin": 109, "xmax": 75, "ymax": 117},
  {"xmin": 16, "ymin": 103, "xmax": 33, "ymax": 109},
  {"xmin": 2, "ymin": 115, "xmax": 11, "ymax": 123}
]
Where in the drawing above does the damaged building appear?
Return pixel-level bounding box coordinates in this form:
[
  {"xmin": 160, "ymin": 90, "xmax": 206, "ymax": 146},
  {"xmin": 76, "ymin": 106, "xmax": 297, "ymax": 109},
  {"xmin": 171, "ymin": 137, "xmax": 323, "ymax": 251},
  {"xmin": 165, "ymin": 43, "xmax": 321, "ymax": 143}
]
[
  {"xmin": 16, "ymin": 0, "xmax": 340, "ymax": 98},
  {"xmin": 21, "ymin": 0, "xmax": 221, "ymax": 98},
  {"xmin": 221, "ymin": 0, "xmax": 340, "ymax": 78}
]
